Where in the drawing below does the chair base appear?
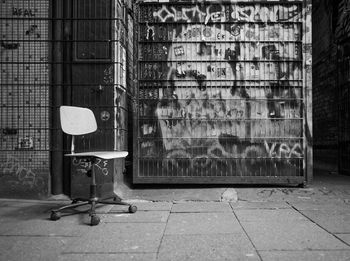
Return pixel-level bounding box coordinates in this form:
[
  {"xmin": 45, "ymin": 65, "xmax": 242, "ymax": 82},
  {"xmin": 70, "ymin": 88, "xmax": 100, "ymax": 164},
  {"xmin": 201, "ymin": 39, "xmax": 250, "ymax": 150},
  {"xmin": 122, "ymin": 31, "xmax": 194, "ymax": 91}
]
[
  {"xmin": 51, "ymin": 156, "xmax": 135, "ymax": 226},
  {"xmin": 50, "ymin": 196, "xmax": 137, "ymax": 226}
]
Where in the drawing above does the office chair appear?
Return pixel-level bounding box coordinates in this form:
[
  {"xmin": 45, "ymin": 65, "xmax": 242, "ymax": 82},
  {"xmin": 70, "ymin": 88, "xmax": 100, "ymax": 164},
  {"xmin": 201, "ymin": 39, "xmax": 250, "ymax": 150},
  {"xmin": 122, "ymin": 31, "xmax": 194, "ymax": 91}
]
[{"xmin": 50, "ymin": 106, "xmax": 137, "ymax": 226}]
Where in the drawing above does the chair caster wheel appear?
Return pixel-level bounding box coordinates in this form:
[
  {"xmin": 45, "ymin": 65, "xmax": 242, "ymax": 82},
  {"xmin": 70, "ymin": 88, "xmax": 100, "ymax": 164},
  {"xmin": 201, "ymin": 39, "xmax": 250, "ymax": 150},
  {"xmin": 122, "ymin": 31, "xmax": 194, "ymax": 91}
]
[
  {"xmin": 90, "ymin": 215, "xmax": 100, "ymax": 226},
  {"xmin": 50, "ymin": 211, "xmax": 61, "ymax": 221},
  {"xmin": 129, "ymin": 205, "xmax": 137, "ymax": 213}
]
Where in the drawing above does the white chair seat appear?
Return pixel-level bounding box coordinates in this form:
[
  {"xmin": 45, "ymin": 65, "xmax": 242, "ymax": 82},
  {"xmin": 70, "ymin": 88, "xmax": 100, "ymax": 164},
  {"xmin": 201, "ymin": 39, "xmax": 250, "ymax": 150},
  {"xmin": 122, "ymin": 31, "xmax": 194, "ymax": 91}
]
[{"xmin": 65, "ymin": 151, "xmax": 128, "ymax": 159}]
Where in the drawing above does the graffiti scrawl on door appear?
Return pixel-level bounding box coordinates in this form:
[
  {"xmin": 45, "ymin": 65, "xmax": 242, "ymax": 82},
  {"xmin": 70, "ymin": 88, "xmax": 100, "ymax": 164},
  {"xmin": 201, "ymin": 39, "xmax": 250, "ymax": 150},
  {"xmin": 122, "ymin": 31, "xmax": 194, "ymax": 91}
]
[{"xmin": 135, "ymin": 2, "xmax": 309, "ymax": 182}]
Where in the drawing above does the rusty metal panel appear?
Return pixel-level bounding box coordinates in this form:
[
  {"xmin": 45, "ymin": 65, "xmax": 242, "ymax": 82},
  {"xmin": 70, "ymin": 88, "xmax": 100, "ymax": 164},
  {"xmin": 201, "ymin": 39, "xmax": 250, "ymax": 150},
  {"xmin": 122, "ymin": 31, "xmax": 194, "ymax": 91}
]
[{"xmin": 134, "ymin": 1, "xmax": 311, "ymax": 184}]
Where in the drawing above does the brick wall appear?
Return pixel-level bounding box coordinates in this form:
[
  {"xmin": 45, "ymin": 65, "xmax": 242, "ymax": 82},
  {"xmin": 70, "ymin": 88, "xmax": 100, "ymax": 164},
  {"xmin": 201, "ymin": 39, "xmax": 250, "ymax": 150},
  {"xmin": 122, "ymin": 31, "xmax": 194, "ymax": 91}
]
[
  {"xmin": 312, "ymin": 0, "xmax": 339, "ymax": 170},
  {"xmin": 313, "ymin": 0, "xmax": 350, "ymax": 173}
]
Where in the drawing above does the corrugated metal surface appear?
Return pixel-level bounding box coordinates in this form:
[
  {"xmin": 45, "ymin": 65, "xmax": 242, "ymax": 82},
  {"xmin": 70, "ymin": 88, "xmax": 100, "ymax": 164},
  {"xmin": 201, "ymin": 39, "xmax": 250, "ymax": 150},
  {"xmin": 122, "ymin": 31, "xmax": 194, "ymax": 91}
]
[
  {"xmin": 134, "ymin": 0, "xmax": 312, "ymax": 184},
  {"xmin": 0, "ymin": 0, "xmax": 50, "ymax": 197}
]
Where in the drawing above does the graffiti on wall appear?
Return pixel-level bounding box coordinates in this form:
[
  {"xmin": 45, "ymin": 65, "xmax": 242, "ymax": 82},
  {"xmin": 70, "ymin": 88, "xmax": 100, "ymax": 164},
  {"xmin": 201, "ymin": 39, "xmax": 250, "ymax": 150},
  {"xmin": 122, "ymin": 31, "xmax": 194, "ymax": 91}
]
[
  {"xmin": 0, "ymin": 154, "xmax": 45, "ymax": 189},
  {"xmin": 138, "ymin": 3, "xmax": 304, "ymax": 176},
  {"xmin": 0, "ymin": 1, "xmax": 50, "ymax": 196},
  {"xmin": 143, "ymin": 3, "xmax": 301, "ymax": 24}
]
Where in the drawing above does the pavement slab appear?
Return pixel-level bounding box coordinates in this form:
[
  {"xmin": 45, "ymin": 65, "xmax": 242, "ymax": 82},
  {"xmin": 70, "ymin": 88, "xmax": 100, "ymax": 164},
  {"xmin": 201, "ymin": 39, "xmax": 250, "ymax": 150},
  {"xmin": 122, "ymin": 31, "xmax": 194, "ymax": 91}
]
[
  {"xmin": 0, "ymin": 202, "xmax": 110, "ymax": 224},
  {"xmin": 0, "ymin": 220, "xmax": 13, "ymax": 234},
  {"xmin": 0, "ymin": 205, "xmax": 91, "ymax": 235},
  {"xmin": 0, "ymin": 201, "xmax": 8, "ymax": 207},
  {"xmin": 165, "ymin": 212, "xmax": 242, "ymax": 235},
  {"xmin": 236, "ymin": 187, "xmax": 310, "ymax": 202},
  {"xmin": 0, "ymin": 204, "xmax": 54, "ymax": 220},
  {"xmin": 0, "ymin": 201, "xmax": 64, "ymax": 208},
  {"xmin": 157, "ymin": 234, "xmax": 259, "ymax": 261},
  {"xmin": 52, "ymin": 203, "xmax": 114, "ymax": 214},
  {"xmin": 103, "ymin": 211, "xmax": 169, "ymax": 223},
  {"xmin": 0, "ymin": 236, "xmax": 69, "ymax": 261},
  {"xmin": 231, "ymin": 201, "xmax": 291, "ymax": 209},
  {"xmin": 0, "ymin": 207, "xmax": 33, "ymax": 233},
  {"xmin": 1, "ymin": 218, "xmax": 89, "ymax": 237},
  {"xmin": 94, "ymin": 205, "xmax": 114, "ymax": 214},
  {"xmin": 259, "ymin": 250, "xmax": 350, "ymax": 261},
  {"xmin": 289, "ymin": 200, "xmax": 350, "ymax": 211},
  {"xmin": 336, "ymin": 234, "xmax": 350, "ymax": 245},
  {"xmin": 236, "ymin": 187, "xmax": 347, "ymax": 202},
  {"xmin": 0, "ymin": 171, "xmax": 349, "ymax": 260},
  {"xmin": 240, "ymin": 220, "xmax": 350, "ymax": 250},
  {"xmin": 171, "ymin": 202, "xmax": 232, "ymax": 213},
  {"xmin": 234, "ymin": 209, "xmax": 308, "ymax": 222},
  {"xmin": 123, "ymin": 188, "xmax": 227, "ymax": 202},
  {"xmin": 59, "ymin": 253, "xmax": 157, "ymax": 261},
  {"xmin": 64, "ymin": 223, "xmax": 166, "ymax": 253},
  {"xmin": 111, "ymin": 202, "xmax": 172, "ymax": 211},
  {"xmin": 298, "ymin": 210, "xmax": 350, "ymax": 233}
]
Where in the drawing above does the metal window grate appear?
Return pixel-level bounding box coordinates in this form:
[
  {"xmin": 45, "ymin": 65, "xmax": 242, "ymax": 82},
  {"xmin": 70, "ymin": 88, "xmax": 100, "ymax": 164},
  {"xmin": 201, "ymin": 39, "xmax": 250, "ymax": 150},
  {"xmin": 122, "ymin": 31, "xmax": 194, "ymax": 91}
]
[
  {"xmin": 0, "ymin": 0, "xmax": 135, "ymax": 197},
  {"xmin": 0, "ymin": 0, "xmax": 50, "ymax": 196},
  {"xmin": 134, "ymin": 1, "xmax": 311, "ymax": 184}
]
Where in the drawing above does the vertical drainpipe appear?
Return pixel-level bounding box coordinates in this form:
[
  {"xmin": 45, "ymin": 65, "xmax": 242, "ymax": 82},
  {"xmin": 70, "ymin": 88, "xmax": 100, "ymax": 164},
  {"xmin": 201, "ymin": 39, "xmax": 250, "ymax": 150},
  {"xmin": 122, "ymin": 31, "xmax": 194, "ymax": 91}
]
[
  {"xmin": 62, "ymin": 0, "xmax": 72, "ymax": 196},
  {"xmin": 51, "ymin": 0, "xmax": 64, "ymax": 195}
]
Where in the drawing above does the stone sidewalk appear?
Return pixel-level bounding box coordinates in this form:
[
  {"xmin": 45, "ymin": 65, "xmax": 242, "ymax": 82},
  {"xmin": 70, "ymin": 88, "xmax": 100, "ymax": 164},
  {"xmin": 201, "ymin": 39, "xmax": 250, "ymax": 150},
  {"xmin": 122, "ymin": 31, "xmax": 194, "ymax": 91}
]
[{"xmin": 0, "ymin": 171, "xmax": 350, "ymax": 261}]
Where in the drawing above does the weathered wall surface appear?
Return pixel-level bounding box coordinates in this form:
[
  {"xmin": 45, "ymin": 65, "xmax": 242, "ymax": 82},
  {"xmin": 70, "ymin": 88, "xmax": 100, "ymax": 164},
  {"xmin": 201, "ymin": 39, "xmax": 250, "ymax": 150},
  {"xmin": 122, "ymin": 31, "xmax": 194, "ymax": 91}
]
[
  {"xmin": 312, "ymin": 0, "xmax": 338, "ymax": 169},
  {"xmin": 0, "ymin": 0, "xmax": 50, "ymax": 198},
  {"xmin": 336, "ymin": 0, "xmax": 350, "ymax": 175},
  {"xmin": 313, "ymin": 0, "xmax": 350, "ymax": 173},
  {"xmin": 134, "ymin": 1, "xmax": 312, "ymax": 184},
  {"xmin": 69, "ymin": 0, "xmax": 133, "ymax": 197}
]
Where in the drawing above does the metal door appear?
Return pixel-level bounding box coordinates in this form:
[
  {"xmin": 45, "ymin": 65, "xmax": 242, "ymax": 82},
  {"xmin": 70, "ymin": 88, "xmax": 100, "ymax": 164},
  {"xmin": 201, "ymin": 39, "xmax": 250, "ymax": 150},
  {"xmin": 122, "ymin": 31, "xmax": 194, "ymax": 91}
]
[{"xmin": 134, "ymin": 1, "xmax": 312, "ymax": 184}]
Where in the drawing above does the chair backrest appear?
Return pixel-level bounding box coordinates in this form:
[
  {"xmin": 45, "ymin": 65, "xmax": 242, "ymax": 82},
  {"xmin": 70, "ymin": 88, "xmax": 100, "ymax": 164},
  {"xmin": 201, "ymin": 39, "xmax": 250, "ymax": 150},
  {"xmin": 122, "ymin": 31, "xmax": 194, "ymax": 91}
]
[{"xmin": 60, "ymin": 106, "xmax": 97, "ymax": 135}]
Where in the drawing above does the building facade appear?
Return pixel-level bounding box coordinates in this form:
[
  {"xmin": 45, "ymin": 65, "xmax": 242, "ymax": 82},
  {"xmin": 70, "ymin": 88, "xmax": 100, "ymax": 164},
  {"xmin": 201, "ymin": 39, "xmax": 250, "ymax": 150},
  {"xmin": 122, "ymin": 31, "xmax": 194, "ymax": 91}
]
[
  {"xmin": 133, "ymin": 0, "xmax": 312, "ymax": 185},
  {"xmin": 313, "ymin": 0, "xmax": 350, "ymax": 174},
  {"xmin": 0, "ymin": 0, "xmax": 313, "ymax": 199}
]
